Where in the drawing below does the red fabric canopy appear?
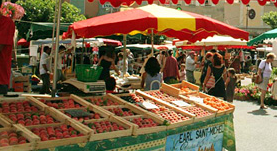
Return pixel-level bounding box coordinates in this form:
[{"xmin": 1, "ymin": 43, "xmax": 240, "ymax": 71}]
[
  {"xmin": 178, "ymin": 45, "xmax": 255, "ymax": 51},
  {"xmin": 17, "ymin": 38, "xmax": 30, "ymax": 47},
  {"xmin": 89, "ymin": 0, "xmax": 277, "ymax": 7},
  {"xmin": 63, "ymin": 5, "xmax": 248, "ymax": 43}
]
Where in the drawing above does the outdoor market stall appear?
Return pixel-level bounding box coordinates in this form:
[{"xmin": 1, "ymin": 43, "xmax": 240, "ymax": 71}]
[{"xmin": 0, "ymin": 81, "xmax": 236, "ymax": 151}]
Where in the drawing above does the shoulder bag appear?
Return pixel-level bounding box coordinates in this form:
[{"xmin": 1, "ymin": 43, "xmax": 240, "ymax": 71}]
[{"xmin": 254, "ymin": 61, "xmax": 266, "ymax": 84}]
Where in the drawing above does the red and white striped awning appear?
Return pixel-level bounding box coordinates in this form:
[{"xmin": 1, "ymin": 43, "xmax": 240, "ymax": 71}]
[{"xmin": 87, "ymin": 0, "xmax": 277, "ymax": 7}]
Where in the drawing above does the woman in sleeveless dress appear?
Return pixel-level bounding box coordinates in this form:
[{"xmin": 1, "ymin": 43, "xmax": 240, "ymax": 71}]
[
  {"xmin": 98, "ymin": 51, "xmax": 119, "ymax": 81},
  {"xmin": 141, "ymin": 57, "xmax": 162, "ymax": 91},
  {"xmin": 203, "ymin": 53, "xmax": 227, "ymax": 100}
]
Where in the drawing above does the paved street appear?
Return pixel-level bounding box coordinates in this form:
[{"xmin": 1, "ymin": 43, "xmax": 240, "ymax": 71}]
[{"xmin": 234, "ymin": 100, "xmax": 277, "ymax": 151}]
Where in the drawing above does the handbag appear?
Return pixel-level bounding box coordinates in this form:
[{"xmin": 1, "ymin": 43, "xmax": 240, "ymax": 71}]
[
  {"xmin": 254, "ymin": 61, "xmax": 266, "ymax": 84},
  {"xmin": 206, "ymin": 67, "xmax": 215, "ymax": 89}
]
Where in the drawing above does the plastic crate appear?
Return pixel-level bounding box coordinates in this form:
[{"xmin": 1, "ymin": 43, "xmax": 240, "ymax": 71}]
[{"xmin": 76, "ymin": 64, "xmax": 103, "ymax": 82}]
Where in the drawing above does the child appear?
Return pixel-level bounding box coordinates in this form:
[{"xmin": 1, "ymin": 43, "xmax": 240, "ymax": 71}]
[
  {"xmin": 225, "ymin": 68, "xmax": 237, "ymax": 102},
  {"xmin": 179, "ymin": 64, "xmax": 186, "ymax": 82},
  {"xmin": 105, "ymin": 77, "xmax": 116, "ymax": 94},
  {"xmin": 117, "ymin": 53, "xmax": 128, "ymax": 75}
]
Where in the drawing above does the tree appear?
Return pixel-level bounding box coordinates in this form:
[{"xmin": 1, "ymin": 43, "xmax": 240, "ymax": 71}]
[
  {"xmin": 16, "ymin": 0, "xmax": 86, "ymax": 38},
  {"xmin": 262, "ymin": 11, "xmax": 277, "ymax": 29}
]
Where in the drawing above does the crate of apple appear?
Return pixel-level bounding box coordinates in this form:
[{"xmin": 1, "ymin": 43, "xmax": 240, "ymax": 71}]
[
  {"xmin": 6, "ymin": 112, "xmax": 59, "ymax": 126},
  {"xmin": 31, "ymin": 125, "xmax": 84, "ymax": 141},
  {"xmin": 85, "ymin": 121, "xmax": 125, "ymax": 134},
  {"xmin": 184, "ymin": 107, "xmax": 212, "ymax": 118},
  {"xmin": 158, "ymin": 111, "xmax": 190, "ymax": 124},
  {"xmin": 60, "ymin": 110, "xmax": 102, "ymax": 122},
  {"xmin": 145, "ymin": 91, "xmax": 179, "ymax": 102},
  {"xmin": 0, "ymin": 101, "xmax": 39, "ymax": 113},
  {"xmin": 86, "ymin": 98, "xmax": 119, "ymax": 106},
  {"xmin": 39, "ymin": 99, "xmax": 84, "ymax": 109},
  {"xmin": 0, "ymin": 131, "xmax": 28, "ymax": 147},
  {"xmin": 106, "ymin": 107, "xmax": 136, "ymax": 117},
  {"xmin": 128, "ymin": 118, "xmax": 159, "ymax": 128}
]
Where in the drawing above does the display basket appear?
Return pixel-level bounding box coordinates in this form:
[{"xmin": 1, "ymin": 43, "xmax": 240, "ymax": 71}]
[{"xmin": 76, "ymin": 64, "xmax": 103, "ymax": 82}]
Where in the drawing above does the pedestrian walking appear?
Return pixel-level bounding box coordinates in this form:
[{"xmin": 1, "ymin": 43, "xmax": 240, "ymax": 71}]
[
  {"xmin": 256, "ymin": 53, "xmax": 276, "ymax": 109},
  {"xmin": 186, "ymin": 51, "xmax": 197, "ymax": 83},
  {"xmin": 225, "ymin": 68, "xmax": 237, "ymax": 102},
  {"xmin": 40, "ymin": 46, "xmax": 51, "ymax": 94}
]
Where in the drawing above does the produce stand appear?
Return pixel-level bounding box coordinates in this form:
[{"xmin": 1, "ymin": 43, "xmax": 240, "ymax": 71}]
[{"xmin": 0, "ymin": 82, "xmax": 236, "ymax": 151}]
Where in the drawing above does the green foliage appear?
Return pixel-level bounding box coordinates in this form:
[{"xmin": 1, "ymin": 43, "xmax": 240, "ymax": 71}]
[
  {"xmin": 15, "ymin": 0, "xmax": 86, "ymax": 38},
  {"xmin": 262, "ymin": 11, "xmax": 277, "ymax": 29}
]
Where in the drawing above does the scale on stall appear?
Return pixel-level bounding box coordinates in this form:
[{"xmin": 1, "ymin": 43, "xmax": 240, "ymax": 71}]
[{"xmin": 63, "ymin": 78, "xmax": 106, "ymax": 93}]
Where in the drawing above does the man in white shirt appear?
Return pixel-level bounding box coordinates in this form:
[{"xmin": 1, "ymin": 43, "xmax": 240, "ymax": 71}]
[
  {"xmin": 39, "ymin": 46, "xmax": 51, "ymax": 94},
  {"xmin": 186, "ymin": 51, "xmax": 197, "ymax": 84},
  {"xmin": 57, "ymin": 46, "xmax": 66, "ymax": 83}
]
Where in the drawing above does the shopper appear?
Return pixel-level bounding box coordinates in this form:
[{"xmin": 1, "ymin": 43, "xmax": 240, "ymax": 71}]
[
  {"xmin": 127, "ymin": 49, "xmax": 134, "ymax": 75},
  {"xmin": 117, "ymin": 52, "xmax": 128, "ymax": 75},
  {"xmin": 141, "ymin": 57, "xmax": 162, "ymax": 90},
  {"xmin": 186, "ymin": 51, "xmax": 197, "ymax": 84},
  {"xmin": 0, "ymin": 13, "xmax": 15, "ymax": 95},
  {"xmin": 203, "ymin": 53, "xmax": 227, "ymax": 99},
  {"xmin": 162, "ymin": 50, "xmax": 179, "ymax": 83},
  {"xmin": 179, "ymin": 64, "xmax": 186, "ymax": 82},
  {"xmin": 98, "ymin": 51, "xmax": 119, "ymax": 81},
  {"xmin": 225, "ymin": 68, "xmax": 237, "ymax": 102},
  {"xmin": 157, "ymin": 50, "xmax": 166, "ymax": 68},
  {"xmin": 257, "ymin": 53, "xmax": 276, "ymax": 109},
  {"xmin": 200, "ymin": 52, "xmax": 213, "ymax": 86},
  {"xmin": 40, "ymin": 46, "xmax": 52, "ymax": 94}
]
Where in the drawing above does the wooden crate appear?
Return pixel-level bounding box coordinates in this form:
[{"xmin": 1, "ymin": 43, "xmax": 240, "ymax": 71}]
[
  {"xmin": 52, "ymin": 103, "xmax": 112, "ymax": 123},
  {"xmin": 179, "ymin": 92, "xmax": 211, "ymax": 104},
  {"xmin": 83, "ymin": 116, "xmax": 133, "ymax": 141},
  {"xmin": 82, "ymin": 94, "xmax": 128, "ymax": 107},
  {"xmin": 136, "ymin": 91, "xmax": 195, "ymax": 129},
  {"xmin": 0, "ymin": 124, "xmax": 40, "ymax": 151},
  {"xmin": 162, "ymin": 81, "xmax": 199, "ymax": 96},
  {"xmin": 33, "ymin": 94, "xmax": 92, "ymax": 109},
  {"xmin": 26, "ymin": 121, "xmax": 91, "ymax": 150},
  {"xmin": 123, "ymin": 114, "xmax": 167, "ymax": 136},
  {"xmin": 13, "ymin": 76, "xmax": 31, "ymax": 93}
]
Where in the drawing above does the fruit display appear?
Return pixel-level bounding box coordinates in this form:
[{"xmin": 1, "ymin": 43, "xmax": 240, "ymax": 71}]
[
  {"xmin": 86, "ymin": 98, "xmax": 119, "ymax": 106},
  {"xmin": 31, "ymin": 125, "xmax": 84, "ymax": 141},
  {"xmin": 105, "ymin": 108, "xmax": 136, "ymax": 117},
  {"xmin": 184, "ymin": 107, "xmax": 212, "ymax": 118},
  {"xmin": 85, "ymin": 121, "xmax": 125, "ymax": 134},
  {"xmin": 145, "ymin": 91, "xmax": 179, "ymax": 102},
  {"xmin": 203, "ymin": 97, "xmax": 232, "ymax": 111},
  {"xmin": 60, "ymin": 109, "xmax": 102, "ymax": 122},
  {"xmin": 0, "ymin": 131, "xmax": 28, "ymax": 146},
  {"xmin": 0, "ymin": 101, "xmax": 39, "ymax": 113},
  {"xmin": 127, "ymin": 118, "xmax": 159, "ymax": 128},
  {"xmin": 180, "ymin": 86, "xmax": 196, "ymax": 94},
  {"xmin": 158, "ymin": 111, "xmax": 190, "ymax": 124},
  {"xmin": 120, "ymin": 94, "xmax": 170, "ymax": 113},
  {"xmin": 5, "ymin": 112, "xmax": 59, "ymax": 126},
  {"xmin": 39, "ymin": 99, "xmax": 84, "ymax": 109}
]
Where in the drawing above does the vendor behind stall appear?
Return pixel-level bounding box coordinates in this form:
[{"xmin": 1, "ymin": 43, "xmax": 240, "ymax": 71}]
[
  {"xmin": 117, "ymin": 52, "xmax": 128, "ymax": 75},
  {"xmin": 98, "ymin": 51, "xmax": 119, "ymax": 81}
]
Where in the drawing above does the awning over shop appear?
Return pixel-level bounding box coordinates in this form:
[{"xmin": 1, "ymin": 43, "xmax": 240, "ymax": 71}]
[
  {"xmin": 247, "ymin": 28, "xmax": 277, "ymax": 46},
  {"xmin": 27, "ymin": 22, "xmax": 71, "ymax": 41},
  {"xmin": 87, "ymin": 0, "xmax": 277, "ymax": 7}
]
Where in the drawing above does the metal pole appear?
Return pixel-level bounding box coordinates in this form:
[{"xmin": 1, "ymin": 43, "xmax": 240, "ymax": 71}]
[
  {"xmin": 52, "ymin": 0, "xmax": 62, "ymax": 97},
  {"xmin": 151, "ymin": 29, "xmax": 154, "ymax": 57},
  {"xmin": 123, "ymin": 34, "xmax": 127, "ymax": 76},
  {"xmin": 50, "ymin": 0, "xmax": 58, "ymax": 70}
]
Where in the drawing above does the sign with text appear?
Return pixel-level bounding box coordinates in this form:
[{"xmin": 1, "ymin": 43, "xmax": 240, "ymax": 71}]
[{"xmin": 166, "ymin": 124, "xmax": 224, "ymax": 151}]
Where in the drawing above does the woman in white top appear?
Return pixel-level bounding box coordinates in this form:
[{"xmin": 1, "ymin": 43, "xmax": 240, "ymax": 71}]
[{"xmin": 257, "ymin": 53, "xmax": 276, "ymax": 109}]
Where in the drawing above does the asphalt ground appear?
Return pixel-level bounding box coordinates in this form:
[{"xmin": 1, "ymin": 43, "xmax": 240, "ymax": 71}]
[{"xmin": 233, "ymin": 100, "xmax": 277, "ymax": 151}]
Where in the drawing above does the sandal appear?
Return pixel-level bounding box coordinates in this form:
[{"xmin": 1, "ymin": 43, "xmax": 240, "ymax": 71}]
[{"xmin": 260, "ymin": 106, "xmax": 268, "ymax": 109}]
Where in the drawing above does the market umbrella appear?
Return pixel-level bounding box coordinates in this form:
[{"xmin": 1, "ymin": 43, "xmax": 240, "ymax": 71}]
[
  {"xmin": 17, "ymin": 38, "xmax": 30, "ymax": 47},
  {"xmin": 63, "ymin": 5, "xmax": 248, "ymax": 42},
  {"xmin": 63, "ymin": 4, "xmax": 248, "ymax": 75},
  {"xmin": 248, "ymin": 28, "xmax": 277, "ymax": 46}
]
